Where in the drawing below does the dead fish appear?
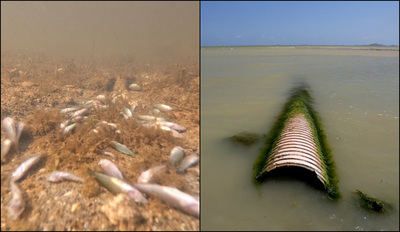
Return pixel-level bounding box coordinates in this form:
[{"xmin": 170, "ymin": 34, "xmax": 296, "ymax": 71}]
[
  {"xmin": 71, "ymin": 116, "xmax": 84, "ymax": 123},
  {"xmin": 47, "ymin": 171, "xmax": 83, "ymax": 183},
  {"xmin": 137, "ymin": 165, "xmax": 166, "ymax": 184},
  {"xmin": 1, "ymin": 139, "xmax": 13, "ymax": 162},
  {"xmin": 137, "ymin": 115, "xmax": 156, "ymax": 121},
  {"xmin": 130, "ymin": 104, "xmax": 137, "ymax": 113},
  {"xmin": 160, "ymin": 126, "xmax": 184, "ymax": 138},
  {"xmin": 102, "ymin": 151, "xmax": 115, "ymax": 158},
  {"xmin": 177, "ymin": 154, "xmax": 199, "ymax": 173},
  {"xmin": 121, "ymin": 112, "xmax": 129, "ymax": 120},
  {"xmin": 171, "ymin": 130, "xmax": 184, "ymax": 138},
  {"xmin": 98, "ymin": 159, "xmax": 124, "ymax": 179},
  {"xmin": 11, "ymin": 155, "xmax": 42, "ymax": 182},
  {"xmin": 15, "ymin": 122, "xmax": 24, "ymax": 149},
  {"xmin": 153, "ymin": 109, "xmax": 161, "ymax": 114},
  {"xmin": 91, "ymin": 171, "xmax": 147, "ymax": 204},
  {"xmin": 8, "ymin": 181, "xmax": 25, "ymax": 220},
  {"xmin": 123, "ymin": 107, "xmax": 133, "ymax": 118},
  {"xmin": 2, "ymin": 117, "xmax": 17, "ymax": 143},
  {"xmin": 156, "ymin": 117, "xmax": 166, "ymax": 122},
  {"xmin": 111, "ymin": 141, "xmax": 135, "ymax": 156},
  {"xmin": 129, "ymin": 83, "xmax": 142, "ymax": 91},
  {"xmin": 133, "ymin": 184, "xmax": 199, "ymax": 218},
  {"xmin": 159, "ymin": 121, "xmax": 186, "ymax": 133},
  {"xmin": 154, "ymin": 104, "xmax": 173, "ymax": 112},
  {"xmin": 107, "ymin": 123, "xmax": 118, "ymax": 129},
  {"xmin": 60, "ymin": 107, "xmax": 80, "ymax": 114},
  {"xmin": 63, "ymin": 123, "xmax": 76, "ymax": 135},
  {"xmin": 71, "ymin": 108, "xmax": 89, "ymax": 118},
  {"xmin": 169, "ymin": 146, "xmax": 185, "ymax": 166},
  {"xmin": 60, "ymin": 119, "xmax": 71, "ymax": 129},
  {"xmin": 96, "ymin": 94, "xmax": 106, "ymax": 101}
]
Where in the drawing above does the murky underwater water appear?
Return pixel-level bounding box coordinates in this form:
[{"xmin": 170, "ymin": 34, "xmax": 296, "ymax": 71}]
[{"xmin": 201, "ymin": 47, "xmax": 399, "ymax": 230}]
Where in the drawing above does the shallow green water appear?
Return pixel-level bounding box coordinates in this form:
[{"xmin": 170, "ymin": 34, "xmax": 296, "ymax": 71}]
[{"xmin": 201, "ymin": 47, "xmax": 399, "ymax": 231}]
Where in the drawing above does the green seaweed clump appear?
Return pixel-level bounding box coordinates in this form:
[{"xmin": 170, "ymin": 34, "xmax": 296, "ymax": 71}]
[
  {"xmin": 230, "ymin": 132, "xmax": 260, "ymax": 146},
  {"xmin": 355, "ymin": 189, "xmax": 391, "ymax": 213}
]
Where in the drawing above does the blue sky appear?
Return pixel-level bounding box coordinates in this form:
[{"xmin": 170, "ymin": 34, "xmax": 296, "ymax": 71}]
[{"xmin": 201, "ymin": 1, "xmax": 399, "ymax": 46}]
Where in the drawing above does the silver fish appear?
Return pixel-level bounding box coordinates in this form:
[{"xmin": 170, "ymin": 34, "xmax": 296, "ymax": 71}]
[
  {"xmin": 123, "ymin": 107, "xmax": 133, "ymax": 118},
  {"xmin": 137, "ymin": 115, "xmax": 156, "ymax": 121},
  {"xmin": 2, "ymin": 117, "xmax": 17, "ymax": 144},
  {"xmin": 111, "ymin": 141, "xmax": 135, "ymax": 156},
  {"xmin": 154, "ymin": 104, "xmax": 173, "ymax": 112},
  {"xmin": 121, "ymin": 112, "xmax": 129, "ymax": 120},
  {"xmin": 71, "ymin": 108, "xmax": 89, "ymax": 118},
  {"xmin": 171, "ymin": 130, "xmax": 184, "ymax": 138},
  {"xmin": 177, "ymin": 154, "xmax": 199, "ymax": 173},
  {"xmin": 102, "ymin": 151, "xmax": 115, "ymax": 158},
  {"xmin": 129, "ymin": 83, "xmax": 142, "ymax": 91},
  {"xmin": 137, "ymin": 165, "xmax": 166, "ymax": 184},
  {"xmin": 156, "ymin": 117, "xmax": 166, "ymax": 122},
  {"xmin": 96, "ymin": 94, "xmax": 106, "ymax": 101},
  {"xmin": 169, "ymin": 146, "xmax": 185, "ymax": 166},
  {"xmin": 160, "ymin": 126, "xmax": 183, "ymax": 138},
  {"xmin": 92, "ymin": 171, "xmax": 147, "ymax": 204},
  {"xmin": 47, "ymin": 171, "xmax": 83, "ymax": 183},
  {"xmin": 1, "ymin": 139, "xmax": 13, "ymax": 160},
  {"xmin": 63, "ymin": 123, "xmax": 76, "ymax": 135},
  {"xmin": 159, "ymin": 121, "xmax": 186, "ymax": 133},
  {"xmin": 98, "ymin": 159, "xmax": 124, "ymax": 179},
  {"xmin": 8, "ymin": 181, "xmax": 25, "ymax": 220},
  {"xmin": 11, "ymin": 155, "xmax": 42, "ymax": 182},
  {"xmin": 15, "ymin": 122, "xmax": 24, "ymax": 149},
  {"xmin": 71, "ymin": 115, "xmax": 84, "ymax": 123},
  {"xmin": 130, "ymin": 104, "xmax": 137, "ymax": 113},
  {"xmin": 60, "ymin": 119, "xmax": 71, "ymax": 129},
  {"xmin": 133, "ymin": 184, "xmax": 199, "ymax": 218},
  {"xmin": 60, "ymin": 107, "xmax": 80, "ymax": 114}
]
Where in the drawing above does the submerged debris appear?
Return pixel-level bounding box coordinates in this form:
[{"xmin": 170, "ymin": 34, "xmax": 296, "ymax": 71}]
[
  {"xmin": 47, "ymin": 171, "xmax": 83, "ymax": 183},
  {"xmin": 133, "ymin": 183, "xmax": 199, "ymax": 218},
  {"xmin": 11, "ymin": 155, "xmax": 42, "ymax": 182},
  {"xmin": 137, "ymin": 165, "xmax": 166, "ymax": 184},
  {"xmin": 8, "ymin": 181, "xmax": 25, "ymax": 220},
  {"xmin": 111, "ymin": 141, "xmax": 135, "ymax": 156},
  {"xmin": 230, "ymin": 131, "xmax": 260, "ymax": 145},
  {"xmin": 98, "ymin": 159, "xmax": 124, "ymax": 179},
  {"xmin": 355, "ymin": 190, "xmax": 391, "ymax": 213},
  {"xmin": 91, "ymin": 171, "xmax": 147, "ymax": 204}
]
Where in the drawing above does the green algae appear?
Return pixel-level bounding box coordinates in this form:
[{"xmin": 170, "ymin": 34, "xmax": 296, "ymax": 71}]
[{"xmin": 230, "ymin": 131, "xmax": 261, "ymax": 146}]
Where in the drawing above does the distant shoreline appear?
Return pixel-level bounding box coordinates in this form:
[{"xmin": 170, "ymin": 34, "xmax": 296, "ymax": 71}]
[{"xmin": 201, "ymin": 45, "xmax": 399, "ymax": 51}]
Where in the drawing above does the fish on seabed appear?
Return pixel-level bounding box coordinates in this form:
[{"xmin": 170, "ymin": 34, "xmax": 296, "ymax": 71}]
[
  {"xmin": 133, "ymin": 183, "xmax": 199, "ymax": 218},
  {"xmin": 91, "ymin": 171, "xmax": 147, "ymax": 204}
]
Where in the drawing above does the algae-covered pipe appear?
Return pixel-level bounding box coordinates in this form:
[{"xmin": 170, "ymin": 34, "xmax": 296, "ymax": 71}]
[{"xmin": 253, "ymin": 84, "xmax": 340, "ymax": 199}]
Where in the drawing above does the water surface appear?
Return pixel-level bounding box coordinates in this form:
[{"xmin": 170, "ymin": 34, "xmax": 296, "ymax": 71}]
[{"xmin": 201, "ymin": 47, "xmax": 399, "ymax": 230}]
